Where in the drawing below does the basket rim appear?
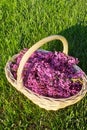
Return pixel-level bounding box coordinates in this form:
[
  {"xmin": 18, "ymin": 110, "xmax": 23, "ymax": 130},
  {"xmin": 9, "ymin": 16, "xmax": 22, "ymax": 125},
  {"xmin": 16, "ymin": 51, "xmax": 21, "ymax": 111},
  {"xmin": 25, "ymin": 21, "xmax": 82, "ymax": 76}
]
[{"xmin": 5, "ymin": 50, "xmax": 87, "ymax": 101}]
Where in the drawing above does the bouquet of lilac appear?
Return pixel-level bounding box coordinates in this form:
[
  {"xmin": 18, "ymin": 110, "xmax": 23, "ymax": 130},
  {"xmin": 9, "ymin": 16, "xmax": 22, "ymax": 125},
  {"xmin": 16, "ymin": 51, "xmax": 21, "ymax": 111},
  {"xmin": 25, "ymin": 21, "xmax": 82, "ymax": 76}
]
[{"xmin": 10, "ymin": 48, "xmax": 84, "ymax": 98}]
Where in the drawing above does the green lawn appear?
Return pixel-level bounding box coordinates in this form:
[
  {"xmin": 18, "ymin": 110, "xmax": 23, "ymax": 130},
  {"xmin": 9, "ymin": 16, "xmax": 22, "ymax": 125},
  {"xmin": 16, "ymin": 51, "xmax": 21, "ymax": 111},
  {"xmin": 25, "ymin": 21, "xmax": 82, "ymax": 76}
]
[{"xmin": 0, "ymin": 0, "xmax": 87, "ymax": 129}]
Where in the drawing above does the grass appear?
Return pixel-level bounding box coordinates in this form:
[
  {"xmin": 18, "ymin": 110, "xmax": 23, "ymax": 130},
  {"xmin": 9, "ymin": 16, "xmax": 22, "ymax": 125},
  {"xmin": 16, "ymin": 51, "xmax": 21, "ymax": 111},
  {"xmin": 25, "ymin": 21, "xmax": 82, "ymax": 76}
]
[{"xmin": 0, "ymin": 0, "xmax": 87, "ymax": 129}]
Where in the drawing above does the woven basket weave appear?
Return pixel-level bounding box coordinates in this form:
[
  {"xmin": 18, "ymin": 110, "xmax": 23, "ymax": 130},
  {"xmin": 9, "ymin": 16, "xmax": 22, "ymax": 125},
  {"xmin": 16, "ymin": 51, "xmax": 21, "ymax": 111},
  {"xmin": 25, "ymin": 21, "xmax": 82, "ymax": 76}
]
[{"xmin": 5, "ymin": 35, "xmax": 87, "ymax": 111}]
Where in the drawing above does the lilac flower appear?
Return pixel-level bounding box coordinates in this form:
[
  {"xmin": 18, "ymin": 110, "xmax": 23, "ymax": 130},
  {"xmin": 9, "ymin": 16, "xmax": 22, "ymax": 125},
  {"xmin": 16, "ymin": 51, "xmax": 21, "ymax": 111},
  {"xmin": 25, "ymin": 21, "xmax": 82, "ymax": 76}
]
[{"xmin": 10, "ymin": 48, "xmax": 84, "ymax": 98}]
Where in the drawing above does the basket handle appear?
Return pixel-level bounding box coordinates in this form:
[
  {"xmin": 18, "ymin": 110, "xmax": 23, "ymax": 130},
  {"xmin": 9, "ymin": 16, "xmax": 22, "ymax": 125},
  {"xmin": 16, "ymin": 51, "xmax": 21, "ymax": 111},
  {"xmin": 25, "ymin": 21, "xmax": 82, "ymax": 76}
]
[{"xmin": 17, "ymin": 35, "xmax": 68, "ymax": 89}]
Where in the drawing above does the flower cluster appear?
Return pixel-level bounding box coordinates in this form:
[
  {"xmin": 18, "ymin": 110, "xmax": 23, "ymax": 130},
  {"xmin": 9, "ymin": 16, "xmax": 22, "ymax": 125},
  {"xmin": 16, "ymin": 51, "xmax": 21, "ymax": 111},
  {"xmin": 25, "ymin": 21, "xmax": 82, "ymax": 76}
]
[{"xmin": 10, "ymin": 48, "xmax": 84, "ymax": 98}]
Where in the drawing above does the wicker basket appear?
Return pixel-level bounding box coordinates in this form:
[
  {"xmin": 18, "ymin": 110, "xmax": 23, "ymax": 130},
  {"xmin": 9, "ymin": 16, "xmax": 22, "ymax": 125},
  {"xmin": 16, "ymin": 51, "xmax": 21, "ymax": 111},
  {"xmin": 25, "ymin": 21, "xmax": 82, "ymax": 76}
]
[{"xmin": 5, "ymin": 35, "xmax": 87, "ymax": 111}]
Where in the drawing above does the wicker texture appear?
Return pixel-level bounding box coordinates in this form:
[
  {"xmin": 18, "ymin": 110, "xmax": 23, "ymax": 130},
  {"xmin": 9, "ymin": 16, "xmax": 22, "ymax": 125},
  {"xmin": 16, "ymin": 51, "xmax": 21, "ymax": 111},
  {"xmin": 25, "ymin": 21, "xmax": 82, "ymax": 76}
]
[{"xmin": 5, "ymin": 35, "xmax": 87, "ymax": 110}]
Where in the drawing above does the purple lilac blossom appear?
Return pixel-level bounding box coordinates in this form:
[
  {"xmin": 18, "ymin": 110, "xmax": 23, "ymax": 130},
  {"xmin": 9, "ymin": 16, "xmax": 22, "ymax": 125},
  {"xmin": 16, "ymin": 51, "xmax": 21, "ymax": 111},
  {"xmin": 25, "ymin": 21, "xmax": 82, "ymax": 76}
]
[{"xmin": 10, "ymin": 48, "xmax": 84, "ymax": 98}]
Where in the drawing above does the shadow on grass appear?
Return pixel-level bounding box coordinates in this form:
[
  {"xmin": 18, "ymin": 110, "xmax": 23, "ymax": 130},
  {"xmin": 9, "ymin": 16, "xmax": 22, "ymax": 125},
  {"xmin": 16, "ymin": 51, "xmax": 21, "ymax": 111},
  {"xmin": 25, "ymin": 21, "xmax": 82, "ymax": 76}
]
[{"xmin": 48, "ymin": 24, "xmax": 87, "ymax": 73}]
